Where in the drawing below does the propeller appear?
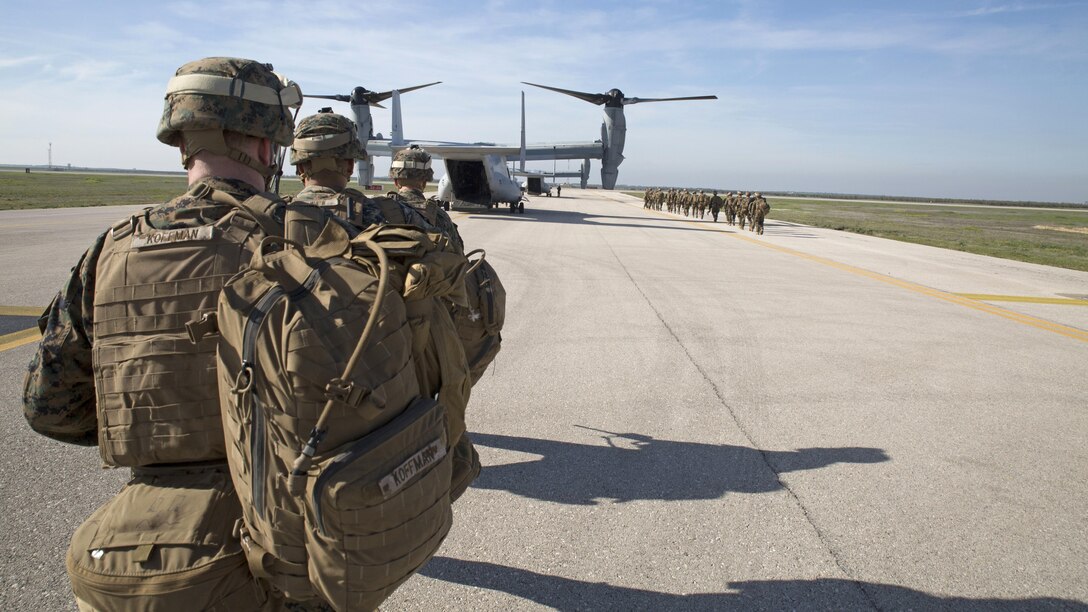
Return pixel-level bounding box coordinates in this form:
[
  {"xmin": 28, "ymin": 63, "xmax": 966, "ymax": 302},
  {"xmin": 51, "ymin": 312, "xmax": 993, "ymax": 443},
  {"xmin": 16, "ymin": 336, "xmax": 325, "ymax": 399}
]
[
  {"xmin": 522, "ymin": 82, "xmax": 717, "ymax": 108},
  {"xmin": 305, "ymin": 81, "xmax": 442, "ymax": 109}
]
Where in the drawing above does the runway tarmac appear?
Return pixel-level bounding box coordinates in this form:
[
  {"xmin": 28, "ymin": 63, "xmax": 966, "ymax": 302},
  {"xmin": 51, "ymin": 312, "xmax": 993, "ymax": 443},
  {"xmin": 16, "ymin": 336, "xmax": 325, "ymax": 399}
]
[{"xmin": 1, "ymin": 189, "xmax": 1086, "ymax": 610}]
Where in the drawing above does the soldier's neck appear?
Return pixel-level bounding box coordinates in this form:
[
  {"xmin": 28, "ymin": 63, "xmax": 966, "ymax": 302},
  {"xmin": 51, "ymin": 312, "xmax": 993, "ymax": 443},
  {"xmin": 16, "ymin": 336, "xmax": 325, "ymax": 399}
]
[{"xmin": 187, "ymin": 155, "xmax": 267, "ymax": 192}]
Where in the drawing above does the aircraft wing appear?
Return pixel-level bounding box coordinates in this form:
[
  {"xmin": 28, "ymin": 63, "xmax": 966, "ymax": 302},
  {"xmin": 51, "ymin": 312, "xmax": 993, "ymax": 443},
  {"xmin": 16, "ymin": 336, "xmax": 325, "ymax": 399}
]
[
  {"xmin": 366, "ymin": 139, "xmax": 470, "ymax": 158},
  {"xmin": 412, "ymin": 145, "xmax": 523, "ymax": 159},
  {"xmin": 367, "ymin": 139, "xmax": 603, "ymax": 161},
  {"xmin": 366, "ymin": 140, "xmax": 521, "ymax": 159},
  {"xmin": 511, "ymin": 169, "xmax": 584, "ymax": 178},
  {"xmin": 522, "ymin": 143, "xmax": 604, "ymax": 161}
]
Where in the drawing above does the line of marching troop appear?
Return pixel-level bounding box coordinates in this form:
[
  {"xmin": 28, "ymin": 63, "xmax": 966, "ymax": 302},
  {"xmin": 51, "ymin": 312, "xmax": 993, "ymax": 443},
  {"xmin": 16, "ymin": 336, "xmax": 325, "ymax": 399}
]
[{"xmin": 643, "ymin": 188, "xmax": 772, "ymax": 235}]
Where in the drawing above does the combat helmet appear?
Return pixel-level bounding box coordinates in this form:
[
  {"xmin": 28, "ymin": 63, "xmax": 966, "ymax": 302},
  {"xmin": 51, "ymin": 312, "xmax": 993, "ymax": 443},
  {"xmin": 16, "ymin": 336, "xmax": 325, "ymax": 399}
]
[
  {"xmin": 290, "ymin": 108, "xmax": 366, "ymax": 178},
  {"xmin": 156, "ymin": 57, "xmax": 302, "ymax": 178},
  {"xmin": 389, "ymin": 144, "xmax": 434, "ymax": 181}
]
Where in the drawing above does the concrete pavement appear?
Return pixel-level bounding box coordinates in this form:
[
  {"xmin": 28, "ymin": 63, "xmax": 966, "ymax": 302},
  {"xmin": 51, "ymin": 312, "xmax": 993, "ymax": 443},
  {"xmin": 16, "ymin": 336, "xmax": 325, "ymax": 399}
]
[{"xmin": 1, "ymin": 189, "xmax": 1085, "ymax": 610}]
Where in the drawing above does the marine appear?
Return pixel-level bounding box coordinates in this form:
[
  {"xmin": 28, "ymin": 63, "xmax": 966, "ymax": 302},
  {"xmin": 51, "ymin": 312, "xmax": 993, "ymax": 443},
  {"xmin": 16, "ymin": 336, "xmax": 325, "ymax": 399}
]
[
  {"xmin": 709, "ymin": 190, "xmax": 723, "ymax": 222},
  {"xmin": 737, "ymin": 191, "xmax": 751, "ymax": 230},
  {"xmin": 750, "ymin": 191, "xmax": 770, "ymax": 235},
  {"xmin": 387, "ymin": 144, "xmax": 465, "ymax": 254},
  {"xmin": 23, "ymin": 57, "xmax": 321, "ymax": 611},
  {"xmin": 288, "ymin": 114, "xmax": 481, "ymax": 502},
  {"xmin": 289, "ymin": 108, "xmax": 434, "ymax": 234}
]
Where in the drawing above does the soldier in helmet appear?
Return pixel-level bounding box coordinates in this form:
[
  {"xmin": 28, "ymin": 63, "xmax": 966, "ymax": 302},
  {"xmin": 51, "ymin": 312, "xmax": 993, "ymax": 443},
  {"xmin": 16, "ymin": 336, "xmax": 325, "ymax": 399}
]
[
  {"xmin": 737, "ymin": 191, "xmax": 751, "ymax": 230},
  {"xmin": 388, "ymin": 144, "xmax": 464, "ymax": 253},
  {"xmin": 290, "ymin": 108, "xmax": 433, "ymax": 234},
  {"xmin": 709, "ymin": 190, "xmax": 723, "ymax": 222},
  {"xmin": 21, "ymin": 57, "xmax": 334, "ymax": 611},
  {"xmin": 750, "ymin": 192, "xmax": 771, "ymax": 235}
]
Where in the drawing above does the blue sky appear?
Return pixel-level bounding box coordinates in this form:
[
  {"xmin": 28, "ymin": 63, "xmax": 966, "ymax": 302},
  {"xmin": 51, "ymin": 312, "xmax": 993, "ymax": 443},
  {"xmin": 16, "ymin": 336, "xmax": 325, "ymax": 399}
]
[{"xmin": 1, "ymin": 0, "xmax": 1085, "ymax": 201}]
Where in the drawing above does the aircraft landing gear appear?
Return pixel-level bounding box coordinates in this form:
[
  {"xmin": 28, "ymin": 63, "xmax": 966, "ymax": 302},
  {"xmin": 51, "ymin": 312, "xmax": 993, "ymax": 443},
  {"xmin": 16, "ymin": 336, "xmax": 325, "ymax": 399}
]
[{"xmin": 518, "ymin": 201, "xmax": 525, "ymax": 214}]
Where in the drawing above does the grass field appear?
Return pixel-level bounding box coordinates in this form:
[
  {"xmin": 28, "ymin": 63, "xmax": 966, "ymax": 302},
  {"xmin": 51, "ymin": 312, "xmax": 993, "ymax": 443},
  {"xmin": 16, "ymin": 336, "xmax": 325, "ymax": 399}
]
[
  {"xmin": 6, "ymin": 174, "xmax": 1087, "ymax": 272},
  {"xmin": 623, "ymin": 190, "xmax": 1088, "ymax": 272},
  {"xmin": 0, "ymin": 171, "xmax": 397, "ymax": 210},
  {"xmin": 769, "ymin": 197, "xmax": 1088, "ymax": 272}
]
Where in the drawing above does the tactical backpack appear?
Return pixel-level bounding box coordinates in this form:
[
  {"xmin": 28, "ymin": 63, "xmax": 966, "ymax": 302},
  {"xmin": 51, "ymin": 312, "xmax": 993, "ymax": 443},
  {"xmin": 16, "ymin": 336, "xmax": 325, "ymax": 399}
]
[
  {"xmin": 217, "ymin": 220, "xmax": 470, "ymax": 611},
  {"xmin": 380, "ymin": 191, "xmax": 505, "ymax": 386},
  {"xmin": 452, "ymin": 250, "xmax": 506, "ymax": 385}
]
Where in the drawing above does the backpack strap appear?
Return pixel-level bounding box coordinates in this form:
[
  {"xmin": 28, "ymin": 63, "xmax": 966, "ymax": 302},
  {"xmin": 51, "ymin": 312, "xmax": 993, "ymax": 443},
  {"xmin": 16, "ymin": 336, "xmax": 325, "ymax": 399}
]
[
  {"xmin": 192, "ymin": 182, "xmax": 285, "ymax": 237},
  {"xmin": 374, "ymin": 196, "xmax": 409, "ymax": 225}
]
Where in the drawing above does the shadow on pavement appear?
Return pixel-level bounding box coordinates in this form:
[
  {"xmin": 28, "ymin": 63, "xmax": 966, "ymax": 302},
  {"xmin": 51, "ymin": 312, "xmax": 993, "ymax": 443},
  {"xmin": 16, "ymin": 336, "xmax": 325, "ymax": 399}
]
[
  {"xmin": 419, "ymin": 557, "xmax": 1086, "ymax": 611},
  {"xmin": 472, "ymin": 428, "xmax": 888, "ymax": 505},
  {"xmin": 463, "ymin": 207, "xmax": 727, "ymax": 233}
]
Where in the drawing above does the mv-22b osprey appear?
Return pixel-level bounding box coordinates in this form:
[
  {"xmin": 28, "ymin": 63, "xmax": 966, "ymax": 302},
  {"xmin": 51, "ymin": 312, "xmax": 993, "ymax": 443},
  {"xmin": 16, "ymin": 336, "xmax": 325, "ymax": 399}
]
[{"xmin": 304, "ymin": 81, "xmax": 716, "ymax": 211}]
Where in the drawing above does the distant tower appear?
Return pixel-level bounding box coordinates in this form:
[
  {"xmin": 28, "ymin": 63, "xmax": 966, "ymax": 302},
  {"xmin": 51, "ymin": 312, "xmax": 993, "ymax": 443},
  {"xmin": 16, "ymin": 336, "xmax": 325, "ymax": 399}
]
[{"xmin": 48, "ymin": 142, "xmax": 52, "ymax": 170}]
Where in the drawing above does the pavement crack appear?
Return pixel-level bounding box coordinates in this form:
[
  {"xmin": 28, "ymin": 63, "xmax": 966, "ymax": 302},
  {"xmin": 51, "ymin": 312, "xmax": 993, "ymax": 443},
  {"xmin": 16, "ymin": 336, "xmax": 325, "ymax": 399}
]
[{"xmin": 601, "ymin": 233, "xmax": 883, "ymax": 612}]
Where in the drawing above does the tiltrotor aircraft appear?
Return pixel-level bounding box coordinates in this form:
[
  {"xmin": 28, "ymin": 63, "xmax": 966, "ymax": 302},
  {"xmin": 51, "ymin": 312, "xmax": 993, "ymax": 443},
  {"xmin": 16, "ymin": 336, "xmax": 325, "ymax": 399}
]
[{"xmin": 302, "ymin": 80, "xmax": 716, "ymax": 212}]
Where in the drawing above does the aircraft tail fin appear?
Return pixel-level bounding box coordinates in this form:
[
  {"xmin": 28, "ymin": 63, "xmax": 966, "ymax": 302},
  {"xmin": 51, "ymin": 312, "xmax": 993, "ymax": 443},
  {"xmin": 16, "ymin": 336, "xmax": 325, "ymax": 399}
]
[
  {"xmin": 519, "ymin": 91, "xmax": 526, "ymax": 172},
  {"xmin": 391, "ymin": 90, "xmax": 404, "ymax": 146}
]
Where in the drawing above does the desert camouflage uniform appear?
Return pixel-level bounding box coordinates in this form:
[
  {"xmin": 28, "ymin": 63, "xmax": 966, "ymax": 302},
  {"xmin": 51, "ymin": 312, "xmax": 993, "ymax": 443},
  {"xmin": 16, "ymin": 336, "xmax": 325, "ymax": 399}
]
[
  {"xmin": 750, "ymin": 193, "xmax": 770, "ymax": 235},
  {"xmin": 736, "ymin": 192, "xmax": 750, "ymax": 230}
]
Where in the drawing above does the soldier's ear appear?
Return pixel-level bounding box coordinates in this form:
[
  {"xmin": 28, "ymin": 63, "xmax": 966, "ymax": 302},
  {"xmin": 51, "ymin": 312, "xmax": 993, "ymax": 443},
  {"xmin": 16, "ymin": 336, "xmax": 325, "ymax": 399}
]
[{"xmin": 258, "ymin": 138, "xmax": 273, "ymax": 166}]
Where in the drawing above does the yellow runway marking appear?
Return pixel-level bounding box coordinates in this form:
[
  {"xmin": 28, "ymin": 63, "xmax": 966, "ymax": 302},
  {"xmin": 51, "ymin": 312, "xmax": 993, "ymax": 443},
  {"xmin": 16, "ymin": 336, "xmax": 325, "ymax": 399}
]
[
  {"xmin": 638, "ymin": 205, "xmax": 1088, "ymax": 344},
  {"xmin": 0, "ymin": 327, "xmax": 40, "ymax": 352},
  {"xmin": 0, "ymin": 306, "xmax": 43, "ymax": 316},
  {"xmin": 953, "ymin": 294, "xmax": 1088, "ymax": 306},
  {"xmin": 0, "ymin": 306, "xmax": 44, "ymax": 352}
]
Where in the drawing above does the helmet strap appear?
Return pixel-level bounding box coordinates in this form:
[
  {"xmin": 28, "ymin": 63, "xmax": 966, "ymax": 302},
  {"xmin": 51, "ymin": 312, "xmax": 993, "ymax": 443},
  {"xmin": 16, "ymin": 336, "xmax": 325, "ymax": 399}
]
[
  {"xmin": 301, "ymin": 157, "xmax": 353, "ymax": 181},
  {"xmin": 180, "ymin": 129, "xmax": 277, "ymax": 180}
]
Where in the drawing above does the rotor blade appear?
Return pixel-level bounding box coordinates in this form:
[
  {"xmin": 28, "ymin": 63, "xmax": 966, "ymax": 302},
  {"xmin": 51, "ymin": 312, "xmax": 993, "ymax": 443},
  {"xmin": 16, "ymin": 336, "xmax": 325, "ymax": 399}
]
[
  {"xmin": 369, "ymin": 102, "xmax": 386, "ymax": 109},
  {"xmin": 622, "ymin": 95, "xmax": 718, "ymax": 105},
  {"xmin": 370, "ymin": 81, "xmax": 443, "ymax": 103},
  {"xmin": 305, "ymin": 94, "xmax": 352, "ymax": 102},
  {"xmin": 521, "ymin": 82, "xmax": 608, "ymax": 106}
]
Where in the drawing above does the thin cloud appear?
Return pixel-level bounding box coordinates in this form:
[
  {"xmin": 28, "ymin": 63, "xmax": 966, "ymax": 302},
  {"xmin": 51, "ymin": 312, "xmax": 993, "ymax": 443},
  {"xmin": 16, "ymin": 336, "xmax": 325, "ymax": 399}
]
[
  {"xmin": 0, "ymin": 56, "xmax": 42, "ymax": 70},
  {"xmin": 955, "ymin": 2, "xmax": 1084, "ymax": 17}
]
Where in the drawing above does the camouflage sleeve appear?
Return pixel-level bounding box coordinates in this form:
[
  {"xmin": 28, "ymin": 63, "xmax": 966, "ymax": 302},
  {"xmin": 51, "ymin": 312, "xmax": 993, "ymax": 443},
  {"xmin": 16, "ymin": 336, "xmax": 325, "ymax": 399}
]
[
  {"xmin": 400, "ymin": 204, "xmax": 440, "ymax": 233},
  {"xmin": 435, "ymin": 210, "xmax": 465, "ymax": 254},
  {"xmin": 22, "ymin": 232, "xmax": 106, "ymax": 446}
]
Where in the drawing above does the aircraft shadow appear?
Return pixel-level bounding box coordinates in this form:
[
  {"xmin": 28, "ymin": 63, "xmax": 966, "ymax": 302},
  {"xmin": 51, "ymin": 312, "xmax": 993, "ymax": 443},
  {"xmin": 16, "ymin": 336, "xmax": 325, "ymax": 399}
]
[
  {"xmin": 419, "ymin": 557, "xmax": 1086, "ymax": 611},
  {"xmin": 464, "ymin": 208, "xmax": 725, "ymax": 234},
  {"xmin": 471, "ymin": 429, "xmax": 888, "ymax": 505}
]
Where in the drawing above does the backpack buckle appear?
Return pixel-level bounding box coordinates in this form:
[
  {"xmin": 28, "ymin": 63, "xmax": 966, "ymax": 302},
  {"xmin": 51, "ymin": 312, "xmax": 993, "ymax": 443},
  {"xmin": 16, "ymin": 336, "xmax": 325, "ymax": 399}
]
[{"xmin": 185, "ymin": 312, "xmax": 219, "ymax": 343}]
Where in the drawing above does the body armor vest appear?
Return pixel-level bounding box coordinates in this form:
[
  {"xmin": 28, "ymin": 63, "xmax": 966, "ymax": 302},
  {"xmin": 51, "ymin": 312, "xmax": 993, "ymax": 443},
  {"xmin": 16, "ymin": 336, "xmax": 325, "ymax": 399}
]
[{"xmin": 92, "ymin": 203, "xmax": 266, "ymax": 467}]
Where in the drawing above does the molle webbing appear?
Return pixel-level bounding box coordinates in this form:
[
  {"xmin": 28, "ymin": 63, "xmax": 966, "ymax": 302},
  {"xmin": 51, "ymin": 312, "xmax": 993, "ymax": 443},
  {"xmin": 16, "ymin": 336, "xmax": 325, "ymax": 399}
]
[{"xmin": 92, "ymin": 203, "xmax": 266, "ymax": 467}]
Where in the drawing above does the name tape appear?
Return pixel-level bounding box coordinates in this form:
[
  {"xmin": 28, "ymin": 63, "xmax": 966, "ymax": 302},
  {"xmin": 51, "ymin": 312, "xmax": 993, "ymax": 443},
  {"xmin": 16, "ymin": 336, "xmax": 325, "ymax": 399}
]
[
  {"xmin": 132, "ymin": 226, "xmax": 215, "ymax": 248},
  {"xmin": 379, "ymin": 438, "xmax": 446, "ymax": 499}
]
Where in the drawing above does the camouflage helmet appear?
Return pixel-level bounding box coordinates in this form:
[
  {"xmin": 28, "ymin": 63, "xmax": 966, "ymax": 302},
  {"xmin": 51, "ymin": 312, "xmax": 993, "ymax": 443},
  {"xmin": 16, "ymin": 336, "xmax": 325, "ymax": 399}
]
[
  {"xmin": 389, "ymin": 144, "xmax": 434, "ymax": 181},
  {"xmin": 156, "ymin": 57, "xmax": 302, "ymax": 177},
  {"xmin": 157, "ymin": 57, "xmax": 301, "ymax": 147},
  {"xmin": 290, "ymin": 108, "xmax": 366, "ymax": 165}
]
